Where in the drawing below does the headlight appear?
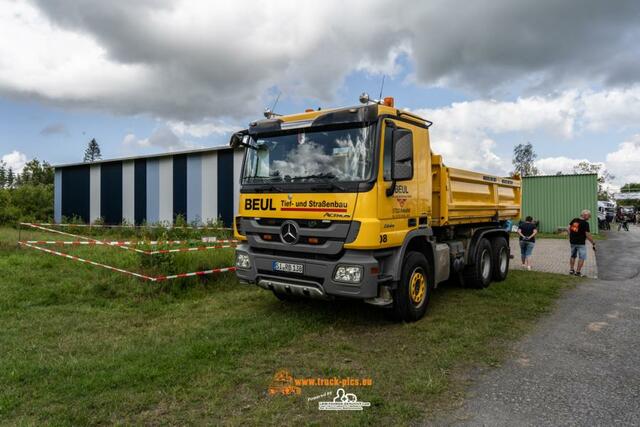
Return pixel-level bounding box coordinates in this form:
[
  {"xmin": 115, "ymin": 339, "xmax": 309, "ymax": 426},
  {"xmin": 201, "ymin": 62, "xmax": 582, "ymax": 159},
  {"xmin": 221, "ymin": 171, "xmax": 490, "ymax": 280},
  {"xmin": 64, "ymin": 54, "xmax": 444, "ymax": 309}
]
[
  {"xmin": 333, "ymin": 265, "xmax": 363, "ymax": 283},
  {"xmin": 235, "ymin": 252, "xmax": 251, "ymax": 269}
]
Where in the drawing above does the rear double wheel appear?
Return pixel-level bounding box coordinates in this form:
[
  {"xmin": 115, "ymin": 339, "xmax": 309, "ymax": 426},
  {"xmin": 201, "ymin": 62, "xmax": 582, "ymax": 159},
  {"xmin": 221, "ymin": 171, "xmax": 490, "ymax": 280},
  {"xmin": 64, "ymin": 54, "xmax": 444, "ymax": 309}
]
[
  {"xmin": 392, "ymin": 251, "xmax": 433, "ymax": 322},
  {"xmin": 462, "ymin": 238, "xmax": 493, "ymax": 289},
  {"xmin": 491, "ymin": 236, "xmax": 509, "ymax": 282}
]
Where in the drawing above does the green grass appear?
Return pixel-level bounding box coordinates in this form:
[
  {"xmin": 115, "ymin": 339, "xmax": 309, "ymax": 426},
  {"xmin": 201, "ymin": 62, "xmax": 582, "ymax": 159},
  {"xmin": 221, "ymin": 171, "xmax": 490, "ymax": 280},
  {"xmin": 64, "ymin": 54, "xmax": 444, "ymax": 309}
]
[{"xmin": 0, "ymin": 226, "xmax": 578, "ymax": 426}]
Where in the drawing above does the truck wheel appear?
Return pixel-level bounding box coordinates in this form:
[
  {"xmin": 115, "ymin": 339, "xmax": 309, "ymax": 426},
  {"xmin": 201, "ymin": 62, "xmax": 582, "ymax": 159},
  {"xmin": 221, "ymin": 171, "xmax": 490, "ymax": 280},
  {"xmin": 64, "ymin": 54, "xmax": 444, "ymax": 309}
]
[
  {"xmin": 491, "ymin": 237, "xmax": 509, "ymax": 282},
  {"xmin": 462, "ymin": 238, "xmax": 493, "ymax": 289},
  {"xmin": 392, "ymin": 251, "xmax": 433, "ymax": 322}
]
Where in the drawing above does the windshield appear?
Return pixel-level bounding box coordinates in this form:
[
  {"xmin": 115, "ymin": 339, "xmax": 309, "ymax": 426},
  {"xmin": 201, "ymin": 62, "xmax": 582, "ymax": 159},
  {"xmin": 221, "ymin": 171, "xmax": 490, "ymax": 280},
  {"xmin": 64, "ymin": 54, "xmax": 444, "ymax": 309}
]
[{"xmin": 242, "ymin": 125, "xmax": 374, "ymax": 184}]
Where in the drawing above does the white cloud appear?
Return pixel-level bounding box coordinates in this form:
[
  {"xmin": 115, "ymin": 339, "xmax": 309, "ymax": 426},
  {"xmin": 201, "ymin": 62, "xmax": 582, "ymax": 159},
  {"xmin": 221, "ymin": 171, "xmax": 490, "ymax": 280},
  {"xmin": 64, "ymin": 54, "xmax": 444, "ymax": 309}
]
[
  {"xmin": 606, "ymin": 135, "xmax": 640, "ymax": 185},
  {"xmin": 168, "ymin": 120, "xmax": 237, "ymax": 139},
  {"xmin": 535, "ymin": 156, "xmax": 624, "ymax": 193},
  {"xmin": 413, "ymin": 87, "xmax": 640, "ymax": 175},
  {"xmin": 1, "ymin": 1, "xmax": 639, "ymax": 120},
  {"xmin": 0, "ymin": 0, "xmax": 406, "ymax": 120},
  {"xmin": 582, "ymin": 89, "xmax": 640, "ymax": 132},
  {"xmin": 414, "ymin": 91, "xmax": 582, "ymax": 173},
  {"xmin": 0, "ymin": 2, "xmax": 148, "ymax": 112},
  {"xmin": 122, "ymin": 126, "xmax": 203, "ymax": 152},
  {"xmin": 535, "ymin": 136, "xmax": 640, "ymax": 188},
  {"xmin": 535, "ymin": 156, "xmax": 590, "ymax": 175},
  {"xmin": 417, "ymin": 92, "xmax": 580, "ymax": 138},
  {"xmin": 2, "ymin": 150, "xmax": 28, "ymax": 172},
  {"xmin": 122, "ymin": 133, "xmax": 138, "ymax": 146}
]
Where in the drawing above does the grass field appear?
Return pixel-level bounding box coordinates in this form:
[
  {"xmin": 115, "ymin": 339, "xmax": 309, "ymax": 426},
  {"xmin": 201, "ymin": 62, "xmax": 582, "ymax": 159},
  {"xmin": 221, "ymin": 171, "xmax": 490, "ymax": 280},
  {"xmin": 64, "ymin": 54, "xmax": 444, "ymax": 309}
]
[{"xmin": 0, "ymin": 226, "xmax": 578, "ymax": 426}]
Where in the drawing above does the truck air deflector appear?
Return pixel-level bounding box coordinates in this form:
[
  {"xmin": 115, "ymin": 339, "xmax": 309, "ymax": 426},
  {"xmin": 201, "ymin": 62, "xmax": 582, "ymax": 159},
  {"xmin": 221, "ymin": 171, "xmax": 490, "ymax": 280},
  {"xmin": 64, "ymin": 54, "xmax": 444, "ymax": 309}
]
[
  {"xmin": 247, "ymin": 105, "xmax": 379, "ymax": 135},
  {"xmin": 311, "ymin": 104, "xmax": 378, "ymax": 127}
]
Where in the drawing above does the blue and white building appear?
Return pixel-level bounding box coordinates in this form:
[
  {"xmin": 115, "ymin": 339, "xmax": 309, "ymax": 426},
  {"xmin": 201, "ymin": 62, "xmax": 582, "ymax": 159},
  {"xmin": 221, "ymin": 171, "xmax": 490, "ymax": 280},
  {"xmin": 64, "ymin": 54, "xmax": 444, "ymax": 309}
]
[{"xmin": 53, "ymin": 146, "xmax": 244, "ymax": 226}]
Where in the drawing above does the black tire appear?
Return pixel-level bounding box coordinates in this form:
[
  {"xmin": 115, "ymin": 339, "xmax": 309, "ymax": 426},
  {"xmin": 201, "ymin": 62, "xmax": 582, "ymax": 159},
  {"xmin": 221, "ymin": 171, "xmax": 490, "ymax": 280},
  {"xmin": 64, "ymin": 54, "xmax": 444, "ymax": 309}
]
[
  {"xmin": 273, "ymin": 291, "xmax": 299, "ymax": 302},
  {"xmin": 491, "ymin": 236, "xmax": 509, "ymax": 282},
  {"xmin": 462, "ymin": 238, "xmax": 493, "ymax": 289},
  {"xmin": 392, "ymin": 251, "xmax": 433, "ymax": 322}
]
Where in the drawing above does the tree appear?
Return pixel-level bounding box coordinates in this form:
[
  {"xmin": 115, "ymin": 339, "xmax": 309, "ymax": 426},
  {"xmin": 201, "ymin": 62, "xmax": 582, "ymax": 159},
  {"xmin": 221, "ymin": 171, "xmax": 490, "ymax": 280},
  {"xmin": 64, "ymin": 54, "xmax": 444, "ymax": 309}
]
[
  {"xmin": 83, "ymin": 138, "xmax": 102, "ymax": 162},
  {"xmin": 0, "ymin": 157, "xmax": 56, "ymax": 225},
  {"xmin": 512, "ymin": 142, "xmax": 539, "ymax": 177},
  {"xmin": 0, "ymin": 161, "xmax": 6, "ymax": 188},
  {"xmin": 620, "ymin": 183, "xmax": 640, "ymax": 192},
  {"xmin": 19, "ymin": 159, "xmax": 54, "ymax": 186},
  {"xmin": 6, "ymin": 168, "xmax": 15, "ymax": 188},
  {"xmin": 572, "ymin": 161, "xmax": 615, "ymax": 201}
]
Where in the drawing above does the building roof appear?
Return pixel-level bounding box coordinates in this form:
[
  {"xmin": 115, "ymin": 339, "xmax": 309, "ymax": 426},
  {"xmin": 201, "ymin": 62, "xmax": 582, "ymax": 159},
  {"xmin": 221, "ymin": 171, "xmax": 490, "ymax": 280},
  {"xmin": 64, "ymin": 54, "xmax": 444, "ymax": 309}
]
[
  {"xmin": 54, "ymin": 144, "xmax": 240, "ymax": 168},
  {"xmin": 522, "ymin": 173, "xmax": 598, "ymax": 179}
]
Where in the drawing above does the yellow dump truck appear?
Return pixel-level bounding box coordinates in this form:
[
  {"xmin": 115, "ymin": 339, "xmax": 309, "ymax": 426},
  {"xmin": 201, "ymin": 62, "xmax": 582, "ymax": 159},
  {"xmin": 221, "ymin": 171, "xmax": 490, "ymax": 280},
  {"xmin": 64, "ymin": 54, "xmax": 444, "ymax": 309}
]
[{"xmin": 231, "ymin": 95, "xmax": 521, "ymax": 321}]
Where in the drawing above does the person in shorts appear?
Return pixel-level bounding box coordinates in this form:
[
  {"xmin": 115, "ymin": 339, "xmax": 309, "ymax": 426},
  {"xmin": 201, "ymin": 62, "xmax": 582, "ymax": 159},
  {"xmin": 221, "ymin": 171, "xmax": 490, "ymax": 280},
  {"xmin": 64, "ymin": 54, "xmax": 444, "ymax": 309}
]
[
  {"xmin": 616, "ymin": 208, "xmax": 629, "ymax": 231},
  {"xmin": 568, "ymin": 210, "xmax": 596, "ymax": 277},
  {"xmin": 517, "ymin": 216, "xmax": 537, "ymax": 270}
]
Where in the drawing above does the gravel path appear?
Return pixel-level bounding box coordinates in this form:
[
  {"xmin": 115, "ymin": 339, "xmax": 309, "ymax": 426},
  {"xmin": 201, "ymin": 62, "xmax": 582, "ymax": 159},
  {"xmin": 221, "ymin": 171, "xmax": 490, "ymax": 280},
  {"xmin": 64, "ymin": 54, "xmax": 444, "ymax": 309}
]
[
  {"xmin": 436, "ymin": 226, "xmax": 640, "ymax": 426},
  {"xmin": 510, "ymin": 236, "xmax": 598, "ymax": 278}
]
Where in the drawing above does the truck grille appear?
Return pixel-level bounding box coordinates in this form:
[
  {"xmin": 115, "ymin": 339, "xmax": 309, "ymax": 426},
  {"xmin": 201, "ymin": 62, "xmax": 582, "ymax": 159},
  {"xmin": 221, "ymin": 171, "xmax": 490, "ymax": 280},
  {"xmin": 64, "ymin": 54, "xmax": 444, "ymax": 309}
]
[{"xmin": 239, "ymin": 218, "xmax": 359, "ymax": 256}]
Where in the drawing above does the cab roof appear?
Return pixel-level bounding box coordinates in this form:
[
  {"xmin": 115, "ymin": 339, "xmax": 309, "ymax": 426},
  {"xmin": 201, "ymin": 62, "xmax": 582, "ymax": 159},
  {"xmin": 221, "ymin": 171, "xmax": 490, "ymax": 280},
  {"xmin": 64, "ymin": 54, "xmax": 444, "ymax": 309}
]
[{"xmin": 247, "ymin": 103, "xmax": 432, "ymax": 135}]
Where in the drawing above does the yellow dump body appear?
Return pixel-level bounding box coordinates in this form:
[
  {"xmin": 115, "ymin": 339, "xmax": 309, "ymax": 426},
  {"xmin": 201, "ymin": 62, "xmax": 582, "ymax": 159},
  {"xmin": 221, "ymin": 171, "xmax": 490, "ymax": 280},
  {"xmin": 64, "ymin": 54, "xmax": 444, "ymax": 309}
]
[{"xmin": 431, "ymin": 155, "xmax": 521, "ymax": 226}]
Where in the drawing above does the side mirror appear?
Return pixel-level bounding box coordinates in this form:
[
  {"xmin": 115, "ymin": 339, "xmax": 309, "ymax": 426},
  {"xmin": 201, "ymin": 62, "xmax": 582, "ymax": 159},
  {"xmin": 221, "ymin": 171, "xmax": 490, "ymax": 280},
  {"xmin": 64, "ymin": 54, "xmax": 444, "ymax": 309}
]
[
  {"xmin": 229, "ymin": 131, "xmax": 250, "ymax": 149},
  {"xmin": 391, "ymin": 129, "xmax": 413, "ymax": 181}
]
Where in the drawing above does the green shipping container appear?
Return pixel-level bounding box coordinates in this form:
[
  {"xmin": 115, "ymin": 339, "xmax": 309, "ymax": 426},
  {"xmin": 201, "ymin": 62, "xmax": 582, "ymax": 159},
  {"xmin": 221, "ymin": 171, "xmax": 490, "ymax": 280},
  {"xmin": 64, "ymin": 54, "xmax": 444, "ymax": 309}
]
[{"xmin": 522, "ymin": 174, "xmax": 598, "ymax": 234}]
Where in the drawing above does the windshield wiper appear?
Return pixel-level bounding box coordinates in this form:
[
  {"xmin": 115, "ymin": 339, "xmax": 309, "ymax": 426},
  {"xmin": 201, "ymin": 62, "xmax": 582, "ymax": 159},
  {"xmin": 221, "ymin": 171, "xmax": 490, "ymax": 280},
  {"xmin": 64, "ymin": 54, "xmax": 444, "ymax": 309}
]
[
  {"xmin": 289, "ymin": 173, "xmax": 337, "ymax": 181},
  {"xmin": 289, "ymin": 173, "xmax": 348, "ymax": 191},
  {"xmin": 311, "ymin": 181, "xmax": 348, "ymax": 192}
]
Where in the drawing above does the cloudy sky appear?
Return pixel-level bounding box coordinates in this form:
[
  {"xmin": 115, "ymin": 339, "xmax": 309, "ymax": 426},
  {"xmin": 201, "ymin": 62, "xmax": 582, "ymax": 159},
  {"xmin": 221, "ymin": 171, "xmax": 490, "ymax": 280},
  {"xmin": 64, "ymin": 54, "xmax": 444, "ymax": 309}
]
[{"xmin": 1, "ymin": 0, "xmax": 640, "ymax": 187}]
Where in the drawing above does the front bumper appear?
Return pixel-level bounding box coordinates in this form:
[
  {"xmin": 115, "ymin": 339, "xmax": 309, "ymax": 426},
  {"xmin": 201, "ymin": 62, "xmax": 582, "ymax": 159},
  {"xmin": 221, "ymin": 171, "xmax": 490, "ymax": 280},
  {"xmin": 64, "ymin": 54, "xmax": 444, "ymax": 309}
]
[{"xmin": 234, "ymin": 244, "xmax": 380, "ymax": 299}]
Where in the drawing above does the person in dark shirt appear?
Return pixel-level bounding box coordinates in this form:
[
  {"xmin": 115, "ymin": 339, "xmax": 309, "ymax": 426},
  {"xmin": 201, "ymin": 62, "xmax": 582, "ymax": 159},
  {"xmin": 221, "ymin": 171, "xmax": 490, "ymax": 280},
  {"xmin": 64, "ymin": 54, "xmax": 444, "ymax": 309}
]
[
  {"xmin": 616, "ymin": 208, "xmax": 629, "ymax": 231},
  {"xmin": 568, "ymin": 210, "xmax": 596, "ymax": 277},
  {"xmin": 517, "ymin": 216, "xmax": 537, "ymax": 270}
]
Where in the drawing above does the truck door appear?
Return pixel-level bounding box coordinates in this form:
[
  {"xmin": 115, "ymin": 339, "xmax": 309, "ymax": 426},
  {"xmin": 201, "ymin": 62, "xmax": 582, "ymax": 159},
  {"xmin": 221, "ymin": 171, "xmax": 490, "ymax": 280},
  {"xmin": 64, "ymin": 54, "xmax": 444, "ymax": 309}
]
[{"xmin": 377, "ymin": 119, "xmax": 429, "ymax": 247}]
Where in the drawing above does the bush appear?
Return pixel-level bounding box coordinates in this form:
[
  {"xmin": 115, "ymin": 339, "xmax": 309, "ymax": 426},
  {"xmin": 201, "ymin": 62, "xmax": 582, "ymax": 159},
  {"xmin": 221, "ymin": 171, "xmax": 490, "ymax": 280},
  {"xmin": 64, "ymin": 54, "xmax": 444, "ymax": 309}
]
[{"xmin": 0, "ymin": 184, "xmax": 53, "ymax": 225}]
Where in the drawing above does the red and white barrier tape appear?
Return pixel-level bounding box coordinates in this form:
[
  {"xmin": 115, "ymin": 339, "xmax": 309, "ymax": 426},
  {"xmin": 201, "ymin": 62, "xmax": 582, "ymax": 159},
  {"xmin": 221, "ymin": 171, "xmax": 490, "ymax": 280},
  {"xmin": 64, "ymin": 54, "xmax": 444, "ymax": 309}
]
[
  {"xmin": 23, "ymin": 223, "xmax": 96, "ymax": 241},
  {"xmin": 21, "ymin": 222, "xmax": 233, "ymax": 231},
  {"xmin": 20, "ymin": 223, "xmax": 237, "ymax": 255},
  {"xmin": 19, "ymin": 242, "xmax": 153, "ymax": 280},
  {"xmin": 23, "ymin": 223, "xmax": 151, "ymax": 254},
  {"xmin": 19, "ymin": 242, "xmax": 237, "ymax": 282},
  {"xmin": 156, "ymin": 267, "xmax": 237, "ymax": 282},
  {"xmin": 23, "ymin": 240, "xmax": 138, "ymax": 246},
  {"xmin": 22, "ymin": 239, "xmax": 239, "ymax": 246},
  {"xmin": 146, "ymin": 244, "xmax": 237, "ymax": 255},
  {"xmin": 19, "ymin": 241, "xmax": 236, "ymax": 255}
]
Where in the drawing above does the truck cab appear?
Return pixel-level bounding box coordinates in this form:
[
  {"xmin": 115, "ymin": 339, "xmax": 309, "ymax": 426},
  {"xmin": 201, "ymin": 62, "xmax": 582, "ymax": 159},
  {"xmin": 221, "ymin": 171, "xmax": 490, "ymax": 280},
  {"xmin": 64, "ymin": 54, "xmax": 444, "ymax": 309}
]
[{"xmin": 231, "ymin": 97, "xmax": 521, "ymax": 321}]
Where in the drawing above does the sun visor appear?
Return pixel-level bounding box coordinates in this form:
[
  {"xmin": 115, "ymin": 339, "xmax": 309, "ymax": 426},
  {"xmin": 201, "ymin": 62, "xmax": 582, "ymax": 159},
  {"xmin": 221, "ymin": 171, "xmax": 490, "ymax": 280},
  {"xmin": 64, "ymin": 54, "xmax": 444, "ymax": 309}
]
[
  {"xmin": 311, "ymin": 104, "xmax": 378, "ymax": 127},
  {"xmin": 248, "ymin": 105, "xmax": 379, "ymax": 135}
]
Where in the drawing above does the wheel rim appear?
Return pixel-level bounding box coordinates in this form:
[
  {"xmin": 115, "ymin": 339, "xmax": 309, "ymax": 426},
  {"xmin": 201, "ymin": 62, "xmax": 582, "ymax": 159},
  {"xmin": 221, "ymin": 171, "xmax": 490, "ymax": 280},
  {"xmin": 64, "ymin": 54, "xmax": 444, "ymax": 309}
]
[
  {"xmin": 481, "ymin": 249, "xmax": 491, "ymax": 280},
  {"xmin": 409, "ymin": 268, "xmax": 427, "ymax": 306},
  {"xmin": 499, "ymin": 247, "xmax": 508, "ymax": 274}
]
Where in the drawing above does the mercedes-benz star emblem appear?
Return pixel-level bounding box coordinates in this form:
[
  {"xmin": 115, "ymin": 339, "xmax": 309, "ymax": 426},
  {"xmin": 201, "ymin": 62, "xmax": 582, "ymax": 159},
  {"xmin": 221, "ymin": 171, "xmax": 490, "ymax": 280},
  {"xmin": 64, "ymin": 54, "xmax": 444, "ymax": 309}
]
[{"xmin": 280, "ymin": 220, "xmax": 299, "ymax": 245}]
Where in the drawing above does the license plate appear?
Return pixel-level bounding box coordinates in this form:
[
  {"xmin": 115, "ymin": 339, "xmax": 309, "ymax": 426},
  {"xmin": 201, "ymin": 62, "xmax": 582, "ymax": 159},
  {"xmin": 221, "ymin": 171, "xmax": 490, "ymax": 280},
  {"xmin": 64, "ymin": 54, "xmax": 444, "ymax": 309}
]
[{"xmin": 272, "ymin": 261, "xmax": 304, "ymax": 274}]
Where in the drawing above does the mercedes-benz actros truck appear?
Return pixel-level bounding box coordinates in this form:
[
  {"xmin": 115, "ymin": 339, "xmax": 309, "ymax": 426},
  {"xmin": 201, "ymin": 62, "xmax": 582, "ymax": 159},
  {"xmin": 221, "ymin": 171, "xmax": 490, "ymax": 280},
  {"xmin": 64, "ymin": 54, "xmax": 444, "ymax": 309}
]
[{"xmin": 231, "ymin": 95, "xmax": 521, "ymax": 321}]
